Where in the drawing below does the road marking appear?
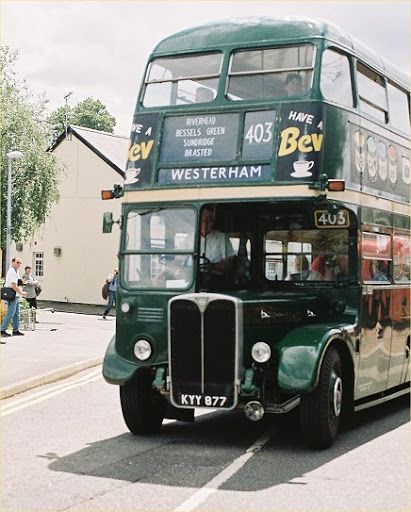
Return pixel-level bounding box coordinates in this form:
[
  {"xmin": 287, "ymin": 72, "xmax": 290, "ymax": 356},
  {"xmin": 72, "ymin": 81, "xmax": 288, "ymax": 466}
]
[
  {"xmin": 1, "ymin": 368, "xmax": 102, "ymax": 416},
  {"xmin": 2, "ymin": 367, "xmax": 102, "ymax": 408},
  {"xmin": 173, "ymin": 429, "xmax": 273, "ymax": 511},
  {"xmin": 1, "ymin": 367, "xmax": 221, "ymax": 420}
]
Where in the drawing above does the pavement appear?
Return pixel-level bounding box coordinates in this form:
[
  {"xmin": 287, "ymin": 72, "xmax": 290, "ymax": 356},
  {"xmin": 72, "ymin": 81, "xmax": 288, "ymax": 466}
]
[
  {"xmin": 0, "ymin": 309, "xmax": 115, "ymax": 400},
  {"xmin": 36, "ymin": 300, "xmax": 110, "ymax": 316}
]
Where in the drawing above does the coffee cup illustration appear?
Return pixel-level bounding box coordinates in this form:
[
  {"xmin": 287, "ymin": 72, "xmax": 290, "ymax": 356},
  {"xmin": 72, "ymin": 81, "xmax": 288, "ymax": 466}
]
[
  {"xmin": 292, "ymin": 160, "xmax": 314, "ymax": 176},
  {"xmin": 124, "ymin": 167, "xmax": 141, "ymax": 184}
]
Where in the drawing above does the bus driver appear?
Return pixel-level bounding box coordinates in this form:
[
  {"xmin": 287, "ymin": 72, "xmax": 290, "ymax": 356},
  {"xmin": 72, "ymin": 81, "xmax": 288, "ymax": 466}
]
[{"xmin": 200, "ymin": 206, "xmax": 235, "ymax": 272}]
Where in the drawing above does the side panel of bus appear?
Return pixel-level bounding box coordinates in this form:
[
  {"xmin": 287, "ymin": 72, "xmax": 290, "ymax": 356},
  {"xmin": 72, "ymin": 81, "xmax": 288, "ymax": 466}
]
[{"xmin": 356, "ymin": 210, "xmax": 410, "ymax": 399}]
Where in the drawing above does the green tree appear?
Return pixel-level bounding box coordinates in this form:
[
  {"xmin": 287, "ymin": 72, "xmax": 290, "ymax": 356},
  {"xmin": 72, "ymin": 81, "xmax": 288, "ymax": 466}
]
[
  {"xmin": 1, "ymin": 47, "xmax": 63, "ymax": 263},
  {"xmin": 48, "ymin": 97, "xmax": 116, "ymax": 134}
]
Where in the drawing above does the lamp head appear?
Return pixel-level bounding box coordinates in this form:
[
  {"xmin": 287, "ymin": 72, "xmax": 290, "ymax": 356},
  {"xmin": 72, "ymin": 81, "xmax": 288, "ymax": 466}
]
[{"xmin": 6, "ymin": 151, "xmax": 24, "ymax": 160}]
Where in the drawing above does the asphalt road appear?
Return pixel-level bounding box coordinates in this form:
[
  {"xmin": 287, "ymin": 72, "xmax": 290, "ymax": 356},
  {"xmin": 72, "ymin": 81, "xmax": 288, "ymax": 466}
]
[{"xmin": 1, "ymin": 368, "xmax": 409, "ymax": 512}]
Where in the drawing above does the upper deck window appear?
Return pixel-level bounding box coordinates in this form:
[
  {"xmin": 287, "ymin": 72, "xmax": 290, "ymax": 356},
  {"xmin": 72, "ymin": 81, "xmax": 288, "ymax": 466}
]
[
  {"xmin": 387, "ymin": 82, "xmax": 410, "ymax": 135},
  {"xmin": 320, "ymin": 49, "xmax": 353, "ymax": 107},
  {"xmin": 142, "ymin": 53, "xmax": 222, "ymax": 107},
  {"xmin": 357, "ymin": 62, "xmax": 388, "ymax": 123},
  {"xmin": 226, "ymin": 44, "xmax": 314, "ymax": 101}
]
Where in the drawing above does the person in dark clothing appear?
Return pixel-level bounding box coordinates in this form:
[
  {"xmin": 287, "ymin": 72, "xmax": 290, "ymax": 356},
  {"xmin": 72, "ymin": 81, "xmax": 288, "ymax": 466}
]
[
  {"xmin": 102, "ymin": 269, "xmax": 118, "ymax": 319},
  {"xmin": 22, "ymin": 266, "xmax": 39, "ymax": 310}
]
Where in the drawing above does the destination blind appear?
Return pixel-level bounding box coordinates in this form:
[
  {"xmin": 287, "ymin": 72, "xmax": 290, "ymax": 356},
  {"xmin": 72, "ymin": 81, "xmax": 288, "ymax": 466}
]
[{"xmin": 160, "ymin": 113, "xmax": 240, "ymax": 163}]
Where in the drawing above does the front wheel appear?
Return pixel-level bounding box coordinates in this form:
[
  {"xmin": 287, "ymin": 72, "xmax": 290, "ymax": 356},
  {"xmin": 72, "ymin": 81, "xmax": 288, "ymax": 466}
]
[
  {"xmin": 120, "ymin": 371, "xmax": 166, "ymax": 435},
  {"xmin": 300, "ymin": 345, "xmax": 343, "ymax": 449}
]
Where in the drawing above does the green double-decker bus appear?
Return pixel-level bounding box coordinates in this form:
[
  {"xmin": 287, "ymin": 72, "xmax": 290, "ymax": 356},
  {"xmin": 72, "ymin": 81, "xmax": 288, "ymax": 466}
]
[{"xmin": 102, "ymin": 18, "xmax": 410, "ymax": 448}]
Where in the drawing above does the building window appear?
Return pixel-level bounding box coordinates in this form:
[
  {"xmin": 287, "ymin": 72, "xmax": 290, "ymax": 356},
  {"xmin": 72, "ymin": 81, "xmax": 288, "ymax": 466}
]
[{"xmin": 34, "ymin": 252, "xmax": 44, "ymax": 277}]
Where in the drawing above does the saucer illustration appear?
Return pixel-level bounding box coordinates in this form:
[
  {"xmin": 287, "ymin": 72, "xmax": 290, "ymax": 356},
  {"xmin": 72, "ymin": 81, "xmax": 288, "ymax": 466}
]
[
  {"xmin": 290, "ymin": 171, "xmax": 312, "ymax": 178},
  {"xmin": 292, "ymin": 160, "xmax": 314, "ymax": 178},
  {"xmin": 124, "ymin": 177, "xmax": 139, "ymax": 184}
]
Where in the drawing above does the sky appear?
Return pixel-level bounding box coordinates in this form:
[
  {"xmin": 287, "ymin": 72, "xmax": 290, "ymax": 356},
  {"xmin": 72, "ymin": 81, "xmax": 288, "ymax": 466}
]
[{"xmin": 2, "ymin": 0, "xmax": 410, "ymax": 136}]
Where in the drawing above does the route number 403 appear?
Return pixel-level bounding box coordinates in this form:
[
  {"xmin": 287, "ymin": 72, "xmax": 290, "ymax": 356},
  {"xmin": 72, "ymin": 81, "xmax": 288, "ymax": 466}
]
[
  {"xmin": 314, "ymin": 210, "xmax": 350, "ymax": 228},
  {"xmin": 244, "ymin": 122, "xmax": 274, "ymax": 144}
]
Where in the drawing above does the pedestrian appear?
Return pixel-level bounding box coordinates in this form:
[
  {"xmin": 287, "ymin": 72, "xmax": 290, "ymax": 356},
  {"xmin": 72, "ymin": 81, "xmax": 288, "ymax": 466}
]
[
  {"xmin": 22, "ymin": 266, "xmax": 39, "ymax": 310},
  {"xmin": 102, "ymin": 268, "xmax": 118, "ymax": 319},
  {"xmin": 1, "ymin": 257, "xmax": 27, "ymax": 338}
]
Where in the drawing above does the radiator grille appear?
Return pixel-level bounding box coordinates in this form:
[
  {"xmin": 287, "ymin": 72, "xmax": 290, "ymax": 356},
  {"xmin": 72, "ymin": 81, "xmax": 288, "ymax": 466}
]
[{"xmin": 169, "ymin": 296, "xmax": 237, "ymax": 409}]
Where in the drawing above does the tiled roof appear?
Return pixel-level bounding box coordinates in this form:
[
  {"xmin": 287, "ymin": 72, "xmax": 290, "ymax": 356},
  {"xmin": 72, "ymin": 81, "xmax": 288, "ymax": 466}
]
[{"xmin": 51, "ymin": 125, "xmax": 129, "ymax": 176}]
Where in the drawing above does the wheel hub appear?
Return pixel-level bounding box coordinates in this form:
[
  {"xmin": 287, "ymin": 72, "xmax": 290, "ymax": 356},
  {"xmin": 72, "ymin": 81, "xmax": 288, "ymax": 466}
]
[{"xmin": 332, "ymin": 375, "xmax": 343, "ymax": 417}]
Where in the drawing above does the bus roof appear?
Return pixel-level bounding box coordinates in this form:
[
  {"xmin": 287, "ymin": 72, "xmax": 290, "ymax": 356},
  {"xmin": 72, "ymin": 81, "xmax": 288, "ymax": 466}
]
[{"xmin": 153, "ymin": 17, "xmax": 409, "ymax": 89}]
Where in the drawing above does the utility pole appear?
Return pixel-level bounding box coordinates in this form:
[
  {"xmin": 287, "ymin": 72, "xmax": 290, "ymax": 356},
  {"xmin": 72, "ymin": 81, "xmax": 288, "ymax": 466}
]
[
  {"xmin": 5, "ymin": 151, "xmax": 24, "ymax": 271},
  {"xmin": 64, "ymin": 91, "xmax": 73, "ymax": 139}
]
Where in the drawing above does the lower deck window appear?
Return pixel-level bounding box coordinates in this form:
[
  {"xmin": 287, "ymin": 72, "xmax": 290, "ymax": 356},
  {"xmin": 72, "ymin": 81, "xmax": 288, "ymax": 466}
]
[
  {"xmin": 362, "ymin": 233, "xmax": 391, "ymax": 283},
  {"xmin": 264, "ymin": 229, "xmax": 349, "ymax": 282}
]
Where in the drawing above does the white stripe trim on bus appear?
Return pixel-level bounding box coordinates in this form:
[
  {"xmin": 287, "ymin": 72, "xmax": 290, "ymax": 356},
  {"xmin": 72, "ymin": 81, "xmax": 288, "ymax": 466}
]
[{"xmin": 123, "ymin": 187, "xmax": 409, "ymax": 216}]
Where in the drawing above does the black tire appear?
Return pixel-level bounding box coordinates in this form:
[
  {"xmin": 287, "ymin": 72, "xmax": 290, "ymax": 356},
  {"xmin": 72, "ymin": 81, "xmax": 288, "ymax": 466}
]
[
  {"xmin": 300, "ymin": 345, "xmax": 343, "ymax": 449},
  {"xmin": 120, "ymin": 371, "xmax": 166, "ymax": 435}
]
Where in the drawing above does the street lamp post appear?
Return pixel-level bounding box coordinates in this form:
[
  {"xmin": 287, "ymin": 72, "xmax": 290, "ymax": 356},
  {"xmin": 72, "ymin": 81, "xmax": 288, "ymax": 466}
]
[{"xmin": 5, "ymin": 151, "xmax": 24, "ymax": 271}]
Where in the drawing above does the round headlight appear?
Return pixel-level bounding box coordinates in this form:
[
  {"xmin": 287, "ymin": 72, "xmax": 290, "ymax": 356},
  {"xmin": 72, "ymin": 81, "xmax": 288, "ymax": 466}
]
[
  {"xmin": 134, "ymin": 339, "xmax": 152, "ymax": 361},
  {"xmin": 251, "ymin": 341, "xmax": 271, "ymax": 363},
  {"xmin": 121, "ymin": 301, "xmax": 131, "ymax": 313}
]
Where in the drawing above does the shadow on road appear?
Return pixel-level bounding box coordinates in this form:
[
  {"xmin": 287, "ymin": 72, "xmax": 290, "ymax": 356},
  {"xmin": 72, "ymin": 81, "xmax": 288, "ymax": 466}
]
[{"xmin": 48, "ymin": 395, "xmax": 409, "ymax": 491}]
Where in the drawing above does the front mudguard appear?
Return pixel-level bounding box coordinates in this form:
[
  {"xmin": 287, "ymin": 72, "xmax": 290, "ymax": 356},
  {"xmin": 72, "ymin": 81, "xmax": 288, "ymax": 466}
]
[
  {"xmin": 276, "ymin": 325, "xmax": 347, "ymax": 393},
  {"xmin": 102, "ymin": 335, "xmax": 138, "ymax": 385}
]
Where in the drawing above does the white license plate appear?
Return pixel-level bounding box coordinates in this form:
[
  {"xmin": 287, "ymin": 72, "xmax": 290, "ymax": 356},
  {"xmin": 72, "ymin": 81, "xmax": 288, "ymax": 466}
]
[{"xmin": 179, "ymin": 394, "xmax": 228, "ymax": 407}]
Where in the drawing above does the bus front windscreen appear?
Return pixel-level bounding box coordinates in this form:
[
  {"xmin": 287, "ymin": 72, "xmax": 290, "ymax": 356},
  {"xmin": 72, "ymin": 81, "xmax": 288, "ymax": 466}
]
[{"xmin": 123, "ymin": 207, "xmax": 196, "ymax": 289}]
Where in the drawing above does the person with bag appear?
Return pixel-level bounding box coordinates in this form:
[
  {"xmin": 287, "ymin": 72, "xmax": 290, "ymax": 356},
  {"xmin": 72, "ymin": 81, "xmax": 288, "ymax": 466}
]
[
  {"xmin": 22, "ymin": 265, "xmax": 39, "ymax": 310},
  {"xmin": 102, "ymin": 282, "xmax": 108, "ymax": 300},
  {"xmin": 1, "ymin": 257, "xmax": 27, "ymax": 338},
  {"xmin": 102, "ymin": 268, "xmax": 118, "ymax": 319}
]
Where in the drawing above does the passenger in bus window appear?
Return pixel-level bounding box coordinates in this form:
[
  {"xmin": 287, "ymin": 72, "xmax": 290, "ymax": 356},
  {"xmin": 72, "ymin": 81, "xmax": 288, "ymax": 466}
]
[
  {"xmin": 362, "ymin": 259, "xmax": 373, "ymax": 281},
  {"xmin": 396, "ymin": 263, "xmax": 410, "ymax": 282},
  {"xmin": 373, "ymin": 260, "xmax": 389, "ymax": 281},
  {"xmin": 307, "ymin": 255, "xmax": 336, "ymax": 281},
  {"xmin": 335, "ymin": 255, "xmax": 349, "ymax": 281},
  {"xmin": 200, "ymin": 206, "xmax": 235, "ymax": 272},
  {"xmin": 284, "ymin": 73, "xmax": 303, "ymax": 97},
  {"xmin": 195, "ymin": 86, "xmax": 214, "ymax": 103},
  {"xmin": 307, "ymin": 255, "xmax": 324, "ymax": 280},
  {"xmin": 288, "ymin": 254, "xmax": 310, "ymax": 280}
]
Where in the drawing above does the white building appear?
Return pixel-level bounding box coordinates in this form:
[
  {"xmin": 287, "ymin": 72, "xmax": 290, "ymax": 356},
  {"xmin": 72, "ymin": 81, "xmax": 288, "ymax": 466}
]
[{"xmin": 14, "ymin": 125, "xmax": 129, "ymax": 305}]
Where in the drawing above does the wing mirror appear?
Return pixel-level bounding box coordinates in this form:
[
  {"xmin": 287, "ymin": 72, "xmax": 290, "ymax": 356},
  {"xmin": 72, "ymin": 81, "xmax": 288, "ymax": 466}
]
[{"xmin": 102, "ymin": 212, "xmax": 121, "ymax": 233}]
